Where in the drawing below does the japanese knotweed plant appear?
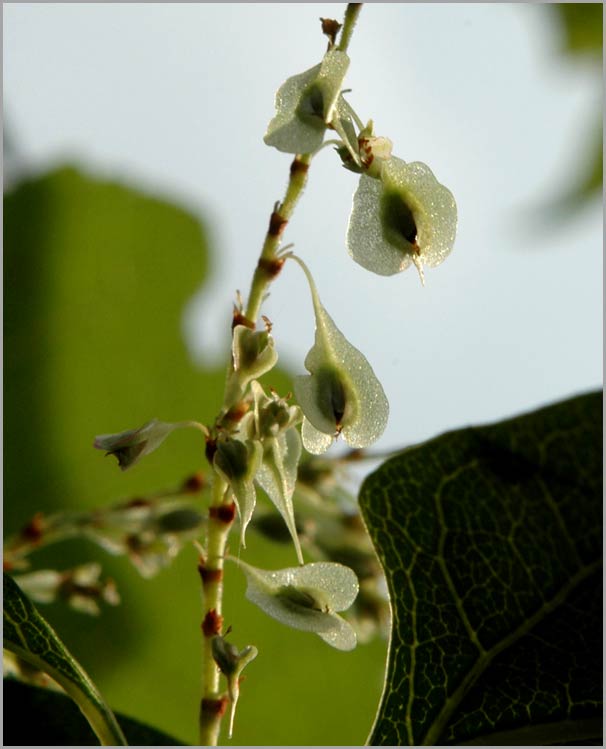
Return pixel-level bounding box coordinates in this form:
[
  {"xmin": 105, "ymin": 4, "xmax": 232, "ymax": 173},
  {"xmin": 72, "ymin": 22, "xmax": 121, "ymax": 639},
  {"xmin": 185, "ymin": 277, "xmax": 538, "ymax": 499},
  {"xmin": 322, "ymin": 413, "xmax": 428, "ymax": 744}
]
[{"xmin": 5, "ymin": 5, "xmax": 458, "ymax": 745}]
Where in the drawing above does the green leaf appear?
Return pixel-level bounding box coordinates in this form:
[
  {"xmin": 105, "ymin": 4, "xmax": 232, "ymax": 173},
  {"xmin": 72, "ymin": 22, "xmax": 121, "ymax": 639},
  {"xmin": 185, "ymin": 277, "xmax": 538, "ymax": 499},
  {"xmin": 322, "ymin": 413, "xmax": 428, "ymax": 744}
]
[
  {"xmin": 540, "ymin": 5, "xmax": 602, "ymax": 215},
  {"xmin": 360, "ymin": 392, "xmax": 603, "ymax": 746},
  {"xmin": 552, "ymin": 4, "xmax": 603, "ymax": 57},
  {"xmin": 3, "ymin": 573, "xmax": 127, "ymax": 745},
  {"xmin": 3, "ymin": 679, "xmax": 184, "ymax": 746}
]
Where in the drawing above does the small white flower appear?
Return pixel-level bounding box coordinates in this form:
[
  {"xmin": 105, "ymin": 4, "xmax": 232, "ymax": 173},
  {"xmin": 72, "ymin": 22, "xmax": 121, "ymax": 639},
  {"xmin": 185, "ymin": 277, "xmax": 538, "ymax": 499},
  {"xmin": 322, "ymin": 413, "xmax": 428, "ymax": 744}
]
[{"xmin": 232, "ymin": 559, "xmax": 359, "ymax": 651}]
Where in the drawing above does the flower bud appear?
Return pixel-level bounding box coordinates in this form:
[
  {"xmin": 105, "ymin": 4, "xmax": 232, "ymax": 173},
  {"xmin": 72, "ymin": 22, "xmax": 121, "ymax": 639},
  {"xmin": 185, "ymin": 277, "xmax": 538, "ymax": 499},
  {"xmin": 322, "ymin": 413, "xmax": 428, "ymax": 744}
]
[
  {"xmin": 211, "ymin": 635, "xmax": 258, "ymax": 739},
  {"xmin": 264, "ymin": 50, "xmax": 350, "ymax": 154},
  {"xmin": 214, "ymin": 437, "xmax": 263, "ymax": 548},
  {"xmin": 347, "ymin": 156, "xmax": 457, "ymax": 284},
  {"xmin": 232, "ymin": 558, "xmax": 359, "ymax": 651},
  {"xmin": 232, "ymin": 324, "xmax": 278, "ymax": 387}
]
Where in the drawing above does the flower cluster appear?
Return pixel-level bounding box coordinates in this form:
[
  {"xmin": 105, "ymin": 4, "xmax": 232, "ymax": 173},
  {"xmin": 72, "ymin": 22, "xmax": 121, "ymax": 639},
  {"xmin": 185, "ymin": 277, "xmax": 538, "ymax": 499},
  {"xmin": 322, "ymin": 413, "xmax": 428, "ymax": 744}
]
[{"xmin": 13, "ymin": 563, "xmax": 120, "ymax": 616}]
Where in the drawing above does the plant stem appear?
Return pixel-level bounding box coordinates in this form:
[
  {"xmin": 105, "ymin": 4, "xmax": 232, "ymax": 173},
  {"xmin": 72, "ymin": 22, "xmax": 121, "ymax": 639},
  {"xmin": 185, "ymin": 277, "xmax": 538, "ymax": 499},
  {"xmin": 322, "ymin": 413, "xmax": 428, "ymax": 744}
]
[
  {"xmin": 198, "ymin": 5, "xmax": 364, "ymax": 744},
  {"xmin": 337, "ymin": 4, "xmax": 363, "ymax": 54},
  {"xmin": 199, "ymin": 473, "xmax": 231, "ymax": 746},
  {"xmin": 244, "ymin": 153, "xmax": 312, "ymax": 324}
]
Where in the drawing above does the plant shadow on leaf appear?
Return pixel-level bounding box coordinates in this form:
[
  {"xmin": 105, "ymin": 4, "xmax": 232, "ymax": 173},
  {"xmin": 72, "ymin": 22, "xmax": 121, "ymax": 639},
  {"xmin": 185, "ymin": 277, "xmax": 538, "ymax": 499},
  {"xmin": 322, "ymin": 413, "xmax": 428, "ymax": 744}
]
[{"xmin": 360, "ymin": 391, "xmax": 603, "ymax": 746}]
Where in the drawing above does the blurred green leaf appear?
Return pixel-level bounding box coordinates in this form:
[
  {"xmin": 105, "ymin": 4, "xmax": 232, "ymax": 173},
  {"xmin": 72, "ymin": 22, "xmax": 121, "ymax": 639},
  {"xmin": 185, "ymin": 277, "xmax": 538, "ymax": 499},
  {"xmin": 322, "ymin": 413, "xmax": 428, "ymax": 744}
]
[
  {"xmin": 553, "ymin": 4, "xmax": 603, "ymax": 57},
  {"xmin": 3, "ymin": 679, "xmax": 184, "ymax": 746},
  {"xmin": 540, "ymin": 4, "xmax": 603, "ymax": 215},
  {"xmin": 4, "ymin": 574, "xmax": 127, "ymax": 745},
  {"xmin": 3, "ymin": 165, "xmax": 226, "ymax": 739},
  {"xmin": 360, "ymin": 392, "xmax": 602, "ymax": 746}
]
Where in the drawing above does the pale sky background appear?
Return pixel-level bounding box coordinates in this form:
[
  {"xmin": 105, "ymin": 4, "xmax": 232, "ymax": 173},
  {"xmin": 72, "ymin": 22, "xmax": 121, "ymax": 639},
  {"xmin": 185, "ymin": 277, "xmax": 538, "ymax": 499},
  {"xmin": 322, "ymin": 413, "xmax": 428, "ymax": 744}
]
[{"xmin": 4, "ymin": 3, "xmax": 602, "ymax": 454}]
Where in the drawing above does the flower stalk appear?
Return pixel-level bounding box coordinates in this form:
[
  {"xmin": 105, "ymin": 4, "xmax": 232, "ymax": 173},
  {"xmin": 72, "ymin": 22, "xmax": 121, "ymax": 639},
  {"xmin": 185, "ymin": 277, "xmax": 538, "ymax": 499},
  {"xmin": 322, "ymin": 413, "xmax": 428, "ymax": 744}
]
[
  {"xmin": 198, "ymin": 7, "xmax": 365, "ymax": 744},
  {"xmin": 198, "ymin": 473, "xmax": 232, "ymax": 746}
]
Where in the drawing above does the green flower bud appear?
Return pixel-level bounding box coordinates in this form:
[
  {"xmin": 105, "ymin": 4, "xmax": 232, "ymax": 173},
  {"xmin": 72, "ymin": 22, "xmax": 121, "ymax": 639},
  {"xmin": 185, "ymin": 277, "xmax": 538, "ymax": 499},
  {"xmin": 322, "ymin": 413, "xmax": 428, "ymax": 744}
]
[
  {"xmin": 347, "ymin": 156, "xmax": 457, "ymax": 284},
  {"xmin": 224, "ymin": 324, "xmax": 278, "ymax": 415},
  {"xmin": 264, "ymin": 50, "xmax": 350, "ymax": 154},
  {"xmin": 249, "ymin": 380, "xmax": 301, "ymax": 439},
  {"xmin": 211, "ymin": 635, "xmax": 258, "ymax": 739},
  {"xmin": 232, "ymin": 558, "xmax": 359, "ymax": 651},
  {"xmin": 93, "ymin": 419, "xmax": 177, "ymax": 471},
  {"xmin": 291, "ymin": 256, "xmax": 389, "ymax": 455},
  {"xmin": 232, "ymin": 324, "xmax": 278, "ymax": 387},
  {"xmin": 214, "ymin": 437, "xmax": 263, "ymax": 548}
]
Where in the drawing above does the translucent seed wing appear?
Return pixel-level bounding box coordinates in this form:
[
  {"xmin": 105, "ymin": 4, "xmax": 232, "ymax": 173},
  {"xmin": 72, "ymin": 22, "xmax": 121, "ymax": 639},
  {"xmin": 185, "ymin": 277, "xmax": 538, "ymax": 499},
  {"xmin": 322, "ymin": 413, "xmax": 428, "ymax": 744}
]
[
  {"xmin": 385, "ymin": 160, "xmax": 457, "ymax": 269},
  {"xmin": 347, "ymin": 172, "xmax": 412, "ymax": 276},
  {"xmin": 264, "ymin": 64, "xmax": 324, "ymax": 154},
  {"xmin": 255, "ymin": 428, "xmax": 304, "ymax": 564},
  {"xmin": 317, "ymin": 617, "xmax": 357, "ymax": 651},
  {"xmin": 300, "ymin": 415, "xmax": 334, "ymax": 455}
]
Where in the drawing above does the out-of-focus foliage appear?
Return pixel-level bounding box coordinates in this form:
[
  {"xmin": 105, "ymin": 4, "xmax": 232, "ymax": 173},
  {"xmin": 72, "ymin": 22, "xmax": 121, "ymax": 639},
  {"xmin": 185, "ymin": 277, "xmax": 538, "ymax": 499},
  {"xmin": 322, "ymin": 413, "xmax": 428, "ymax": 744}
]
[
  {"xmin": 547, "ymin": 4, "xmax": 602, "ymax": 212},
  {"xmin": 3, "ymin": 167, "xmax": 386, "ymax": 745},
  {"xmin": 554, "ymin": 4, "xmax": 602, "ymax": 57}
]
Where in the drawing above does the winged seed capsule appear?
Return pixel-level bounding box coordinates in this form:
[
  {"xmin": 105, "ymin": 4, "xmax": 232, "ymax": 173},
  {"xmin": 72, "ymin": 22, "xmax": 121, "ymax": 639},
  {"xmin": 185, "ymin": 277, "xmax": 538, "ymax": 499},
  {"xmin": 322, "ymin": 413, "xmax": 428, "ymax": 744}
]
[
  {"xmin": 290, "ymin": 255, "xmax": 388, "ymax": 455},
  {"xmin": 264, "ymin": 50, "xmax": 350, "ymax": 154},
  {"xmin": 93, "ymin": 419, "xmax": 177, "ymax": 471},
  {"xmin": 347, "ymin": 157, "xmax": 457, "ymax": 284},
  {"xmin": 231, "ymin": 558, "xmax": 359, "ymax": 651}
]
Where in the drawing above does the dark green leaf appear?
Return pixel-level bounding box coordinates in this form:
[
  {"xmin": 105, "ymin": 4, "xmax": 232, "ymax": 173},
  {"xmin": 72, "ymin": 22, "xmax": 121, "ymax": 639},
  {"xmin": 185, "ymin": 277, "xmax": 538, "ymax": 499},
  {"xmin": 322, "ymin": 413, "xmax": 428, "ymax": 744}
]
[
  {"xmin": 3, "ymin": 574, "xmax": 127, "ymax": 745},
  {"xmin": 360, "ymin": 392, "xmax": 603, "ymax": 746},
  {"xmin": 3, "ymin": 679, "xmax": 184, "ymax": 746}
]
